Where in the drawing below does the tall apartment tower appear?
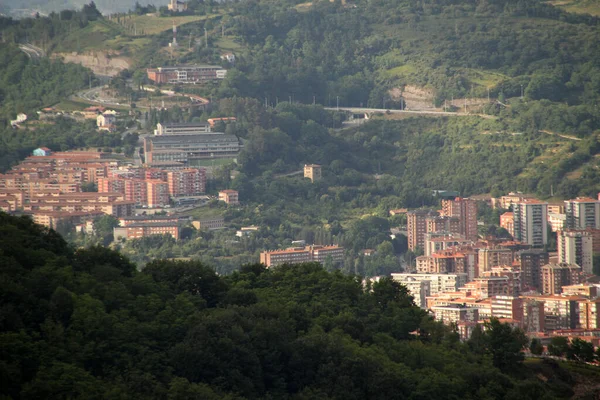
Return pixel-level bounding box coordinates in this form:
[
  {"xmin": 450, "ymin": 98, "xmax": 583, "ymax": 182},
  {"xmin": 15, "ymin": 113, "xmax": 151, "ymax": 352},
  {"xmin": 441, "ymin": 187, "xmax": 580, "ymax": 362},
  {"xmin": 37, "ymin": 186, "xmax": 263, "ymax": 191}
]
[
  {"xmin": 516, "ymin": 249, "xmax": 549, "ymax": 292},
  {"xmin": 565, "ymin": 197, "xmax": 600, "ymax": 229},
  {"xmin": 407, "ymin": 209, "xmax": 438, "ymax": 251},
  {"xmin": 558, "ymin": 230, "xmax": 593, "ymax": 274},
  {"xmin": 513, "ymin": 199, "xmax": 548, "ymax": 247},
  {"xmin": 441, "ymin": 197, "xmax": 478, "ymax": 241}
]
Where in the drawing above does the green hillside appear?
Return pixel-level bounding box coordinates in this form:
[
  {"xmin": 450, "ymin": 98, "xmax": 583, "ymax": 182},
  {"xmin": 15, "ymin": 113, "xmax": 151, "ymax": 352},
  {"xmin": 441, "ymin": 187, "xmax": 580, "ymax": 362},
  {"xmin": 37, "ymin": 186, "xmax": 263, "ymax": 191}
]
[{"xmin": 3, "ymin": 0, "xmax": 156, "ymax": 15}]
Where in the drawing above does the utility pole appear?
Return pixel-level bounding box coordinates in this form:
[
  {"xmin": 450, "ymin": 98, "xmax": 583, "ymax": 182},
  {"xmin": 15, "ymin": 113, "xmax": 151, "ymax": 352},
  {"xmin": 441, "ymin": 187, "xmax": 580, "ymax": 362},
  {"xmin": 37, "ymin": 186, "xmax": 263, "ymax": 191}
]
[
  {"xmin": 520, "ymin": 84, "xmax": 524, "ymax": 99},
  {"xmin": 336, "ymin": 96, "xmax": 339, "ymax": 110},
  {"xmin": 222, "ymin": 24, "xmax": 224, "ymax": 37},
  {"xmin": 204, "ymin": 28, "xmax": 208, "ymax": 48}
]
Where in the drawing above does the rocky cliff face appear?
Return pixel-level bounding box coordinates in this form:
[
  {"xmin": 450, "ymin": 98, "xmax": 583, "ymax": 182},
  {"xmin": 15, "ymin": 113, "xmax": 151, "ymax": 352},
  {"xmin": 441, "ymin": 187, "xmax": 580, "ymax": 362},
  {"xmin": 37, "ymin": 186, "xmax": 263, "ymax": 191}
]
[
  {"xmin": 54, "ymin": 51, "xmax": 130, "ymax": 77},
  {"xmin": 389, "ymin": 85, "xmax": 436, "ymax": 110}
]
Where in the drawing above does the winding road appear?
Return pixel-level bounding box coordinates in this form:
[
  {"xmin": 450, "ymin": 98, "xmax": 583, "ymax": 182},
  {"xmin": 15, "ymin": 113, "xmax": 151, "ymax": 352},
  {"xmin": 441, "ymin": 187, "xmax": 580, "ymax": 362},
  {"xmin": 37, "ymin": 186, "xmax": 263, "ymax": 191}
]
[{"xmin": 19, "ymin": 43, "xmax": 45, "ymax": 59}]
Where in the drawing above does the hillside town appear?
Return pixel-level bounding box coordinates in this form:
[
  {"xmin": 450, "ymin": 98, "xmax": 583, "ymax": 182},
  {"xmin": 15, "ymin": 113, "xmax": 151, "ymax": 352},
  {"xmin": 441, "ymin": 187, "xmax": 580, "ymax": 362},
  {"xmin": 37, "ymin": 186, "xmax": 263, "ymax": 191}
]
[{"xmin": 3, "ymin": 129, "xmax": 600, "ymax": 350}]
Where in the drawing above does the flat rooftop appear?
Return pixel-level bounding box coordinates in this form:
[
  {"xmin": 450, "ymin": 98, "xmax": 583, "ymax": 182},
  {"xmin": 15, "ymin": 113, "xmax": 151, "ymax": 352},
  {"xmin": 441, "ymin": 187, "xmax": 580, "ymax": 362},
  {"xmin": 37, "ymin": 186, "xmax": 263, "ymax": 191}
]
[{"xmin": 147, "ymin": 133, "xmax": 239, "ymax": 144}]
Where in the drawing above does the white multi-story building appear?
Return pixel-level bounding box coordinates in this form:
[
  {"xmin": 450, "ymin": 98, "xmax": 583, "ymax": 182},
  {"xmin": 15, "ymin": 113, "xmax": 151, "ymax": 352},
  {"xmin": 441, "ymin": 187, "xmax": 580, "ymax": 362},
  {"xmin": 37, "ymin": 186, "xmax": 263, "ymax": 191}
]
[
  {"xmin": 565, "ymin": 197, "xmax": 600, "ymax": 229},
  {"xmin": 513, "ymin": 199, "xmax": 548, "ymax": 246},
  {"xmin": 391, "ymin": 273, "xmax": 468, "ymax": 296},
  {"xmin": 558, "ymin": 230, "xmax": 593, "ymax": 274},
  {"xmin": 395, "ymin": 277, "xmax": 431, "ymax": 308}
]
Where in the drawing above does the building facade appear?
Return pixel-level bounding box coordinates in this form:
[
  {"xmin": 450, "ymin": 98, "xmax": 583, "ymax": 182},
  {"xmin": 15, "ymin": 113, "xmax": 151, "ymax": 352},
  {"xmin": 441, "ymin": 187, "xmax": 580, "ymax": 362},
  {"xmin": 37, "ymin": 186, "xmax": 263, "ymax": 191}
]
[
  {"xmin": 558, "ymin": 230, "xmax": 593, "ymax": 274},
  {"xmin": 441, "ymin": 197, "xmax": 478, "ymax": 241},
  {"xmin": 565, "ymin": 197, "xmax": 600, "ymax": 230},
  {"xmin": 304, "ymin": 164, "xmax": 322, "ymax": 182},
  {"xmin": 144, "ymin": 133, "xmax": 240, "ymax": 164},
  {"xmin": 146, "ymin": 65, "xmax": 227, "ymax": 84},
  {"xmin": 259, "ymin": 245, "xmax": 344, "ymax": 267},
  {"xmin": 541, "ymin": 263, "xmax": 583, "ymax": 295},
  {"xmin": 218, "ymin": 189, "xmax": 239, "ymax": 205},
  {"xmin": 407, "ymin": 209, "xmax": 438, "ymax": 251},
  {"xmin": 155, "ymin": 122, "xmax": 211, "ymax": 135},
  {"xmin": 513, "ymin": 200, "xmax": 548, "ymax": 247}
]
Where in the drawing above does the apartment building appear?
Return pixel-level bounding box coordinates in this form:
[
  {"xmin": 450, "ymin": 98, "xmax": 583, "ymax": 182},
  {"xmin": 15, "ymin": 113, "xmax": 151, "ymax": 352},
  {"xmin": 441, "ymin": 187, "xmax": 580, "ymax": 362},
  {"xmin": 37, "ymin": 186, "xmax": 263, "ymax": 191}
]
[
  {"xmin": 492, "ymin": 296, "xmax": 524, "ymax": 321},
  {"xmin": 114, "ymin": 222, "xmax": 180, "ymax": 241},
  {"xmin": 579, "ymin": 299, "xmax": 600, "ymax": 329},
  {"xmin": 557, "ymin": 230, "xmax": 593, "ymax": 274},
  {"xmin": 565, "ymin": 197, "xmax": 600, "ymax": 229},
  {"xmin": 29, "ymin": 210, "xmax": 104, "ymax": 229},
  {"xmin": 516, "ymin": 249, "xmax": 549, "ymax": 292},
  {"xmin": 304, "ymin": 164, "xmax": 322, "ymax": 182},
  {"xmin": 562, "ymin": 284, "xmax": 598, "ymax": 298},
  {"xmin": 426, "ymin": 215, "xmax": 461, "ymax": 236},
  {"xmin": 522, "ymin": 299, "xmax": 545, "ymax": 333},
  {"xmin": 460, "ymin": 276, "xmax": 512, "ymax": 298},
  {"xmin": 541, "ymin": 263, "xmax": 583, "ymax": 295},
  {"xmin": 432, "ymin": 304, "xmax": 479, "ymax": 325},
  {"xmin": 407, "ymin": 209, "xmax": 438, "ymax": 251},
  {"xmin": 391, "ymin": 273, "xmax": 468, "ymax": 295},
  {"xmin": 495, "ymin": 192, "xmax": 536, "ymax": 210},
  {"xmin": 523, "ymin": 295, "xmax": 583, "ymax": 331},
  {"xmin": 478, "ymin": 248, "xmax": 513, "ymax": 273},
  {"xmin": 397, "ymin": 277, "xmax": 431, "ymax": 308},
  {"xmin": 259, "ymin": 245, "xmax": 344, "ymax": 267},
  {"xmin": 424, "ymin": 233, "xmax": 469, "ymax": 256},
  {"xmin": 166, "ymin": 169, "xmax": 206, "ymax": 197},
  {"xmin": 500, "ymin": 212, "xmax": 514, "ymax": 237},
  {"xmin": 513, "ymin": 199, "xmax": 548, "ymax": 246},
  {"xmin": 441, "ymin": 197, "xmax": 478, "ymax": 241},
  {"xmin": 548, "ymin": 211, "xmax": 567, "ymax": 232},
  {"xmin": 218, "ymin": 189, "xmax": 239, "ymax": 205},
  {"xmin": 146, "ymin": 180, "xmax": 170, "ymax": 208}
]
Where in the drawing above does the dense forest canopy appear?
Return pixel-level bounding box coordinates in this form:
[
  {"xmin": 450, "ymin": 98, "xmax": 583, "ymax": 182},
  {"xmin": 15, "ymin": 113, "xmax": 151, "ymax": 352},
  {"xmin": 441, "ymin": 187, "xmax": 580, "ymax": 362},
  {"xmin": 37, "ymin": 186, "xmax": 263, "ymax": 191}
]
[{"xmin": 1, "ymin": 211, "xmax": 595, "ymax": 399}]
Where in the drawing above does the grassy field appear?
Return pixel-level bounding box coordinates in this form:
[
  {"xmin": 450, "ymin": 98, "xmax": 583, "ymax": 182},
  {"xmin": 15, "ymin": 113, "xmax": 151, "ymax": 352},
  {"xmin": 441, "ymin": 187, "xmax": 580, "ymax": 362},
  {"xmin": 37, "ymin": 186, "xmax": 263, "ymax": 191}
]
[
  {"xmin": 53, "ymin": 99, "xmax": 93, "ymax": 111},
  {"xmin": 116, "ymin": 14, "xmax": 217, "ymax": 35},
  {"xmin": 190, "ymin": 158, "xmax": 237, "ymax": 167},
  {"xmin": 549, "ymin": 0, "xmax": 600, "ymax": 16},
  {"xmin": 214, "ymin": 37, "xmax": 244, "ymax": 52},
  {"xmin": 461, "ymin": 69, "xmax": 509, "ymax": 88},
  {"xmin": 182, "ymin": 206, "xmax": 225, "ymax": 220}
]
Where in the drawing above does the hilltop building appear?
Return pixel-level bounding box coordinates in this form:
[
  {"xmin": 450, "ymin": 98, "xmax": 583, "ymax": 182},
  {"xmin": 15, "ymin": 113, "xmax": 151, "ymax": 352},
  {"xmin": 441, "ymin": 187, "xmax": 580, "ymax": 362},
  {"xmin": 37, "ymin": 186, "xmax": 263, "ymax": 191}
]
[
  {"xmin": 144, "ymin": 133, "xmax": 240, "ymax": 164},
  {"xmin": 97, "ymin": 113, "xmax": 116, "ymax": 131},
  {"xmin": 155, "ymin": 122, "xmax": 211, "ymax": 135},
  {"xmin": 32, "ymin": 147, "xmax": 52, "ymax": 157},
  {"xmin": 147, "ymin": 65, "xmax": 227, "ymax": 84},
  {"xmin": 304, "ymin": 164, "xmax": 322, "ymax": 182},
  {"xmin": 218, "ymin": 189, "xmax": 239, "ymax": 205},
  {"xmin": 260, "ymin": 245, "xmax": 344, "ymax": 267},
  {"xmin": 168, "ymin": 0, "xmax": 187, "ymax": 12}
]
